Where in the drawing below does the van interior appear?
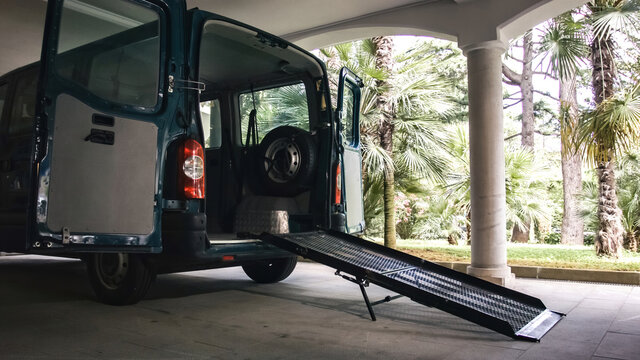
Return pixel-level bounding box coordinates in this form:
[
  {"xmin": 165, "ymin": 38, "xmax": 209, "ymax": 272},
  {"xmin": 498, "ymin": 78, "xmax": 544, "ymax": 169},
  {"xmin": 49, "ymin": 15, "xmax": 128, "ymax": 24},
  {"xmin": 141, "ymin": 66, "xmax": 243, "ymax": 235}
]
[{"xmin": 196, "ymin": 20, "xmax": 328, "ymax": 242}]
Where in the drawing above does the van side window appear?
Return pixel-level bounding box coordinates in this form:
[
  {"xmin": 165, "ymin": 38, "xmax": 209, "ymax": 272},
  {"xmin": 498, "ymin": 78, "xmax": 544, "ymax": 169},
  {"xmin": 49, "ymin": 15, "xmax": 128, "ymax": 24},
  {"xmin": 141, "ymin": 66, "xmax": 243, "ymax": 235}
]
[
  {"xmin": 9, "ymin": 70, "xmax": 38, "ymax": 136},
  {"xmin": 200, "ymin": 99, "xmax": 222, "ymax": 149},
  {"xmin": 239, "ymin": 83, "xmax": 309, "ymax": 145},
  {"xmin": 54, "ymin": 0, "xmax": 161, "ymax": 108},
  {"xmin": 341, "ymin": 87, "xmax": 356, "ymax": 146}
]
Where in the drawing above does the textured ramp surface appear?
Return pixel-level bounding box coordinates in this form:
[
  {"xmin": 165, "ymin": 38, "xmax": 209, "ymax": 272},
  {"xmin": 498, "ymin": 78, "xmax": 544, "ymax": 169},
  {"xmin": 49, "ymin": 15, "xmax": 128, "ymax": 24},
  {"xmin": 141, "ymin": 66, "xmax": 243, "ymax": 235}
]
[{"xmin": 261, "ymin": 230, "xmax": 563, "ymax": 341}]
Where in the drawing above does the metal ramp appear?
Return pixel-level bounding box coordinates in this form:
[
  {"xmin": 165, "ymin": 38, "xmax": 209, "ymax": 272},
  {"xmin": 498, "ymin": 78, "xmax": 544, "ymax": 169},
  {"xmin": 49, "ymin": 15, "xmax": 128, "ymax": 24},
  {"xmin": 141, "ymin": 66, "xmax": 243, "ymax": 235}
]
[{"xmin": 260, "ymin": 230, "xmax": 563, "ymax": 341}]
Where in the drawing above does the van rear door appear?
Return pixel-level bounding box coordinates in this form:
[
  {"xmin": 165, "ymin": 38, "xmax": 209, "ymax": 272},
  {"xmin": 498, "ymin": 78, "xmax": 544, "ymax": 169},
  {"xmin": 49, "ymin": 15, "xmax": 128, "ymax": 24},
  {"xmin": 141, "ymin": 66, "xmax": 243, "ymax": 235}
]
[
  {"xmin": 32, "ymin": 0, "xmax": 182, "ymax": 251},
  {"xmin": 336, "ymin": 68, "xmax": 365, "ymax": 234}
]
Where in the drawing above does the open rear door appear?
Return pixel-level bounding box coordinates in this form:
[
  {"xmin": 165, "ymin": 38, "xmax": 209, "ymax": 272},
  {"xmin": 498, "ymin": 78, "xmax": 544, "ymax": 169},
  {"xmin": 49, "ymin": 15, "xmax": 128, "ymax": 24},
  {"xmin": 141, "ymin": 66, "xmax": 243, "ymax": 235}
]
[
  {"xmin": 336, "ymin": 67, "xmax": 365, "ymax": 234},
  {"xmin": 32, "ymin": 0, "xmax": 179, "ymax": 251}
]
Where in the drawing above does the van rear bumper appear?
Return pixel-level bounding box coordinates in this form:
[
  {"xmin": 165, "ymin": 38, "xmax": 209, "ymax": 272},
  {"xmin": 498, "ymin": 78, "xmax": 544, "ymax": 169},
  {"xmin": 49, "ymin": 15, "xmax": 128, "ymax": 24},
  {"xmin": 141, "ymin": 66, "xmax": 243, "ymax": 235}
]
[
  {"xmin": 159, "ymin": 212, "xmax": 294, "ymax": 273},
  {"xmin": 161, "ymin": 212, "xmax": 208, "ymax": 257}
]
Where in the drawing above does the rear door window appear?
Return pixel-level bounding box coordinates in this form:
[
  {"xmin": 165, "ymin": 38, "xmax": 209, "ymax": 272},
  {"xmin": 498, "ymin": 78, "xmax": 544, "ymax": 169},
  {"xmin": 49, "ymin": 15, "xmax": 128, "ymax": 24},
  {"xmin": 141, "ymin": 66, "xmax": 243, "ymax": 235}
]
[{"xmin": 54, "ymin": 0, "xmax": 161, "ymax": 108}]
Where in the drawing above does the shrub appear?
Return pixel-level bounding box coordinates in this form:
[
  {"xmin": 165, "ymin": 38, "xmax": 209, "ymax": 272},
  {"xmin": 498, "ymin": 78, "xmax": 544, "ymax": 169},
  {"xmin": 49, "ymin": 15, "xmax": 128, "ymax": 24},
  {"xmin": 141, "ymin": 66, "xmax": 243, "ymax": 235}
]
[
  {"xmin": 584, "ymin": 233, "xmax": 595, "ymax": 246},
  {"xmin": 543, "ymin": 232, "xmax": 561, "ymax": 244},
  {"xmin": 395, "ymin": 192, "xmax": 426, "ymax": 239}
]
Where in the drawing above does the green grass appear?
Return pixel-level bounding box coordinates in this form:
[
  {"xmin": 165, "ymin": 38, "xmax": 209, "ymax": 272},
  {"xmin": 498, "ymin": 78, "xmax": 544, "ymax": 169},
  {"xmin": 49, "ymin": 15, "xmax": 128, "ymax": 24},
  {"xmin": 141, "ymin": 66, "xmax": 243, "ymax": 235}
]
[{"xmin": 374, "ymin": 239, "xmax": 640, "ymax": 272}]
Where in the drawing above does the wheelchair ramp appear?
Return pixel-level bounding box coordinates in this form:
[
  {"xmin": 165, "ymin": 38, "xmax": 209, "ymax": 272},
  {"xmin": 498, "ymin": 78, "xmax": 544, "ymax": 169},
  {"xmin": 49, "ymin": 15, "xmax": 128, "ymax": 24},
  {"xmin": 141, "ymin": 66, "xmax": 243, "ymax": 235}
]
[{"xmin": 260, "ymin": 230, "xmax": 563, "ymax": 341}]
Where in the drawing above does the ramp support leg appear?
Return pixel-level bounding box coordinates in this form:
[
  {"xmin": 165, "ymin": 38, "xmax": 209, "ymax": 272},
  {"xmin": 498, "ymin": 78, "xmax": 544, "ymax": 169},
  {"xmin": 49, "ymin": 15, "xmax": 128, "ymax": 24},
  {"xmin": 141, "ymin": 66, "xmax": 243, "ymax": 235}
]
[
  {"xmin": 359, "ymin": 283, "xmax": 376, "ymax": 321},
  {"xmin": 335, "ymin": 271, "xmax": 402, "ymax": 322}
]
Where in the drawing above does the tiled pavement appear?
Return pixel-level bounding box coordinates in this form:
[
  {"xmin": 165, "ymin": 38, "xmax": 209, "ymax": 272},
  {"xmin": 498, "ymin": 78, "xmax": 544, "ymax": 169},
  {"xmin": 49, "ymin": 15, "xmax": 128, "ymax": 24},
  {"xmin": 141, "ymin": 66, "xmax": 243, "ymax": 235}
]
[{"xmin": 1, "ymin": 255, "xmax": 639, "ymax": 359}]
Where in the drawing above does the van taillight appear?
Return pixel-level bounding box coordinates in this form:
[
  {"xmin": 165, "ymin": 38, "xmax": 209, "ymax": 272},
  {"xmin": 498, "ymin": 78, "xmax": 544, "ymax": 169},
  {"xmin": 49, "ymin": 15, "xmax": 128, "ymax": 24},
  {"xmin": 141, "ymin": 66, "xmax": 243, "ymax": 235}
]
[
  {"xmin": 334, "ymin": 164, "xmax": 342, "ymax": 204},
  {"xmin": 179, "ymin": 139, "xmax": 205, "ymax": 199}
]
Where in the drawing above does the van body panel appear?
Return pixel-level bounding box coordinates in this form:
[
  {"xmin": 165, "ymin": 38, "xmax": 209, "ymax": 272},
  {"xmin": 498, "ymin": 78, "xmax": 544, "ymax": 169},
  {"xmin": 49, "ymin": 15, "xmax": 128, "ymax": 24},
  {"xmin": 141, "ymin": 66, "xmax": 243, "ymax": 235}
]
[{"xmin": 46, "ymin": 94, "xmax": 158, "ymax": 235}]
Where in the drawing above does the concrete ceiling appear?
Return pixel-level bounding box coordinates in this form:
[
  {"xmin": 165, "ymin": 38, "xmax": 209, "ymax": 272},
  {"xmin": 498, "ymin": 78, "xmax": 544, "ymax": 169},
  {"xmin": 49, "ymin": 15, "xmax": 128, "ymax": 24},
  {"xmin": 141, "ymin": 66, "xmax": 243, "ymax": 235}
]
[{"xmin": 0, "ymin": 0, "xmax": 586, "ymax": 75}]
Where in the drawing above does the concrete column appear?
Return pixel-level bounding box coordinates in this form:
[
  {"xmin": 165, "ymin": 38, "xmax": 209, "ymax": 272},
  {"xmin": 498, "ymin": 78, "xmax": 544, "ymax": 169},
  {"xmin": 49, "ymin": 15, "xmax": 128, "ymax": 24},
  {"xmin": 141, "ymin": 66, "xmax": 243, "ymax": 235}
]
[{"xmin": 461, "ymin": 40, "xmax": 513, "ymax": 286}]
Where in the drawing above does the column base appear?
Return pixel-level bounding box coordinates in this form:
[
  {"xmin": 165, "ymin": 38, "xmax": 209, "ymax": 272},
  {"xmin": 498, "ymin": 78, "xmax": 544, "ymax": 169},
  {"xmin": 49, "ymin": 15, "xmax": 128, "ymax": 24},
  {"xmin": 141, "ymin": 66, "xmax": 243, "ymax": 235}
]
[{"xmin": 467, "ymin": 265, "xmax": 514, "ymax": 287}]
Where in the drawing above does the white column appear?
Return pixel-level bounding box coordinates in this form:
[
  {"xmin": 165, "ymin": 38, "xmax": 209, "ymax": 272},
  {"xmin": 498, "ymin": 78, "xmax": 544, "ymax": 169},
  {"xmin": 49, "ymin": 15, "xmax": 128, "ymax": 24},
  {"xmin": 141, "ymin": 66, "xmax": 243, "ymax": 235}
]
[{"xmin": 461, "ymin": 40, "xmax": 513, "ymax": 286}]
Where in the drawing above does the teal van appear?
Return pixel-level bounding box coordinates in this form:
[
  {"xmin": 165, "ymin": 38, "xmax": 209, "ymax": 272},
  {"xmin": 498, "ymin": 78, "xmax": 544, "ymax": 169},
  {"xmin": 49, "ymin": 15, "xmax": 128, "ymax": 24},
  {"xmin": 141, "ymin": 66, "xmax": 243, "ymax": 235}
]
[{"xmin": 0, "ymin": 0, "xmax": 364, "ymax": 305}]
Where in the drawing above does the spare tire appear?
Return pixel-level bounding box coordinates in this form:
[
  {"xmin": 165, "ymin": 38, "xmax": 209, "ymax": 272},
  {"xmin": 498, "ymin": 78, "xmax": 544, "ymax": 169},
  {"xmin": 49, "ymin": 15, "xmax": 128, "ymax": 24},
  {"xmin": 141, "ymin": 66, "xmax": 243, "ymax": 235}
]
[{"xmin": 257, "ymin": 126, "xmax": 316, "ymax": 196}]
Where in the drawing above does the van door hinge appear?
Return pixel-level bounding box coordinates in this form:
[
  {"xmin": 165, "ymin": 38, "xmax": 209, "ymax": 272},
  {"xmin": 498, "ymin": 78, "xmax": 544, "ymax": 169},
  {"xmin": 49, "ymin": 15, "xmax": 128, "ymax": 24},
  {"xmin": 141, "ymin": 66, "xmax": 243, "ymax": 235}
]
[
  {"xmin": 62, "ymin": 227, "xmax": 71, "ymax": 244},
  {"xmin": 168, "ymin": 75, "xmax": 205, "ymax": 93}
]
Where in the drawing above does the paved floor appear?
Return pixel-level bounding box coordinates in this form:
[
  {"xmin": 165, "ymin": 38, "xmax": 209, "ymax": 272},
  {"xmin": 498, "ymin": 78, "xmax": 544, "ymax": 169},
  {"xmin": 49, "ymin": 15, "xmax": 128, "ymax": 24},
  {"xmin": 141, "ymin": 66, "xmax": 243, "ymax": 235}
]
[{"xmin": 1, "ymin": 255, "xmax": 639, "ymax": 360}]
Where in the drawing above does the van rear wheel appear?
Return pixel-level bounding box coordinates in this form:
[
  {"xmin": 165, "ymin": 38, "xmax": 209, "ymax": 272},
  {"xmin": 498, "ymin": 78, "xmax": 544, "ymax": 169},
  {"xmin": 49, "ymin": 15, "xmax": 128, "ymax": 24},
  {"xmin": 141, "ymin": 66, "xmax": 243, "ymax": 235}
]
[
  {"xmin": 242, "ymin": 256, "xmax": 297, "ymax": 283},
  {"xmin": 87, "ymin": 253, "xmax": 155, "ymax": 305}
]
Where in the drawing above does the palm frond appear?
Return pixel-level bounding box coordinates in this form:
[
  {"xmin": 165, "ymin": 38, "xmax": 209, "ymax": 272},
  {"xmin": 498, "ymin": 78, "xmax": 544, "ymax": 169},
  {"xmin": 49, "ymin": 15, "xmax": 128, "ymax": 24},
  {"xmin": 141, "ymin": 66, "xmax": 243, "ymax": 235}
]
[
  {"xmin": 578, "ymin": 83, "xmax": 640, "ymax": 166},
  {"xmin": 591, "ymin": 0, "xmax": 640, "ymax": 41},
  {"xmin": 538, "ymin": 14, "xmax": 588, "ymax": 80},
  {"xmin": 334, "ymin": 42, "xmax": 353, "ymax": 62},
  {"xmin": 361, "ymin": 138, "xmax": 394, "ymax": 179}
]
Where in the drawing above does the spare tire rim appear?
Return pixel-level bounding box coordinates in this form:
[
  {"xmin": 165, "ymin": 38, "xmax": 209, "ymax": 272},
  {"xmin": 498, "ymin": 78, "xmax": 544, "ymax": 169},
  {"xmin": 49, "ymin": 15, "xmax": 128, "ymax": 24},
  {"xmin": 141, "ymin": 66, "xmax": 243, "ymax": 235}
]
[
  {"xmin": 95, "ymin": 253, "xmax": 129, "ymax": 290},
  {"xmin": 263, "ymin": 138, "xmax": 301, "ymax": 183}
]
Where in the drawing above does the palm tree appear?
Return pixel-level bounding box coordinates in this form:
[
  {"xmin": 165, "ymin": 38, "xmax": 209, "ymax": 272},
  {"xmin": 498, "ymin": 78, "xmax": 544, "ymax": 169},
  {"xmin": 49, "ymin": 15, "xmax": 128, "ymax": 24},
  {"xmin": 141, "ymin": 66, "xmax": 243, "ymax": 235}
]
[
  {"xmin": 443, "ymin": 124, "xmax": 471, "ymax": 243},
  {"xmin": 617, "ymin": 152, "xmax": 640, "ymax": 252},
  {"xmin": 579, "ymin": 83, "xmax": 640, "ymax": 256},
  {"xmin": 504, "ymin": 146, "xmax": 553, "ymax": 239},
  {"xmin": 539, "ymin": 14, "xmax": 588, "ymax": 245},
  {"xmin": 584, "ymin": 0, "xmax": 639, "ymax": 256},
  {"xmin": 539, "ymin": 1, "xmax": 640, "ymax": 256},
  {"xmin": 444, "ymin": 124, "xmax": 552, "ymax": 243},
  {"xmin": 372, "ymin": 36, "xmax": 397, "ymax": 248},
  {"xmin": 319, "ymin": 39, "xmax": 452, "ymax": 246}
]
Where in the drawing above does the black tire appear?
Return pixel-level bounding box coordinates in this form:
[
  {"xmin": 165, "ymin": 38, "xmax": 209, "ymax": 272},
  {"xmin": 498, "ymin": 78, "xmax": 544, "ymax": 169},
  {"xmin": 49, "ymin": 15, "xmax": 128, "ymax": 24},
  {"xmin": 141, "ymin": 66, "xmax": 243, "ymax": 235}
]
[
  {"xmin": 242, "ymin": 256, "xmax": 298, "ymax": 283},
  {"xmin": 86, "ymin": 253, "xmax": 155, "ymax": 305},
  {"xmin": 257, "ymin": 126, "xmax": 316, "ymax": 196}
]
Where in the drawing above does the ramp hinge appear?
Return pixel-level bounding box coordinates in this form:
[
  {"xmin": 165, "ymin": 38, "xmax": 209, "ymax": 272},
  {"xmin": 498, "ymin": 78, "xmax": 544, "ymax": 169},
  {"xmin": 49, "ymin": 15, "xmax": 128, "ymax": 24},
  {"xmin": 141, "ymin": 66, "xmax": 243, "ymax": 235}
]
[{"xmin": 62, "ymin": 227, "xmax": 70, "ymax": 244}]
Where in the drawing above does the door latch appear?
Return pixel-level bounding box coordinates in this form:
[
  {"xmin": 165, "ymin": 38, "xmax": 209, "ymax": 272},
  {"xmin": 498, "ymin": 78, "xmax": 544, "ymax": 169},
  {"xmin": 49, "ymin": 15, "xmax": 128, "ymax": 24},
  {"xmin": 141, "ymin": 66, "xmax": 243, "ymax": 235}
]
[
  {"xmin": 62, "ymin": 227, "xmax": 70, "ymax": 244},
  {"xmin": 168, "ymin": 75, "xmax": 206, "ymax": 93}
]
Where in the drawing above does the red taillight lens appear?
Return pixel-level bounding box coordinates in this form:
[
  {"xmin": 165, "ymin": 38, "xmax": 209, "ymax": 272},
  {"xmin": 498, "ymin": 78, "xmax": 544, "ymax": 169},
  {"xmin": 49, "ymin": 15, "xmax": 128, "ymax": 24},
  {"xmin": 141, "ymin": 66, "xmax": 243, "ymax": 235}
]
[
  {"xmin": 178, "ymin": 139, "xmax": 205, "ymax": 199},
  {"xmin": 334, "ymin": 164, "xmax": 342, "ymax": 204}
]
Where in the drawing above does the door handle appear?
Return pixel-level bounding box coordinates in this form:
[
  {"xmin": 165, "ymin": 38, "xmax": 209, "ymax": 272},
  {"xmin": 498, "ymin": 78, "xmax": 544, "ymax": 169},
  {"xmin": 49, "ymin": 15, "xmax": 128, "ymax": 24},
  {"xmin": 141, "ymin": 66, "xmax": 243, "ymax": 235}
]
[{"xmin": 84, "ymin": 129, "xmax": 115, "ymax": 145}]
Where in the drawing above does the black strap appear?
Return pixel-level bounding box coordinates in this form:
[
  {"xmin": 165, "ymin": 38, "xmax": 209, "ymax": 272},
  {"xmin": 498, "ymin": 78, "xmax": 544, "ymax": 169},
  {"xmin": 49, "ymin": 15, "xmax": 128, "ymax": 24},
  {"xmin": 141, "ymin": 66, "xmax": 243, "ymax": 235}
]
[{"xmin": 245, "ymin": 109, "xmax": 257, "ymax": 147}]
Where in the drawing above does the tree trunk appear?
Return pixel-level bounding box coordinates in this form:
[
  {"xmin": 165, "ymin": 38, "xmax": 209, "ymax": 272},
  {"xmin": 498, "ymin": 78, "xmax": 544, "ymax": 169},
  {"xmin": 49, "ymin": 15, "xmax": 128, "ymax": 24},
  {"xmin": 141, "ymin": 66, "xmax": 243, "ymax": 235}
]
[
  {"xmin": 466, "ymin": 210, "xmax": 471, "ymax": 245},
  {"xmin": 595, "ymin": 160, "xmax": 624, "ymax": 257},
  {"xmin": 373, "ymin": 36, "xmax": 396, "ymax": 249},
  {"xmin": 511, "ymin": 225, "xmax": 529, "ymax": 243},
  {"xmin": 520, "ymin": 31, "xmax": 535, "ymax": 149},
  {"xmin": 590, "ymin": 9, "xmax": 623, "ymax": 257},
  {"xmin": 503, "ymin": 31, "xmax": 535, "ymax": 243},
  {"xmin": 625, "ymin": 231, "xmax": 638, "ymax": 253},
  {"xmin": 559, "ymin": 71, "xmax": 584, "ymax": 245},
  {"xmin": 517, "ymin": 32, "xmax": 535, "ymax": 242},
  {"xmin": 383, "ymin": 173, "xmax": 396, "ymax": 248},
  {"xmin": 447, "ymin": 233, "xmax": 457, "ymax": 246},
  {"xmin": 590, "ymin": 30, "xmax": 616, "ymax": 104}
]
